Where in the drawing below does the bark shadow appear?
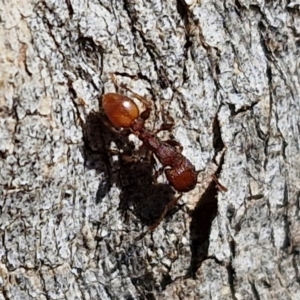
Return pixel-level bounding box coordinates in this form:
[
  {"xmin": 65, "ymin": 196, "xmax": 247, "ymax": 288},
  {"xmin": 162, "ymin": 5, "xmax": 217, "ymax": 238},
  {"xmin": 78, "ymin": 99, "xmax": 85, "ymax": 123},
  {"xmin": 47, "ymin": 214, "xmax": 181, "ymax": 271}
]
[
  {"xmin": 188, "ymin": 179, "xmax": 219, "ymax": 276},
  {"xmin": 187, "ymin": 151, "xmax": 226, "ymax": 276}
]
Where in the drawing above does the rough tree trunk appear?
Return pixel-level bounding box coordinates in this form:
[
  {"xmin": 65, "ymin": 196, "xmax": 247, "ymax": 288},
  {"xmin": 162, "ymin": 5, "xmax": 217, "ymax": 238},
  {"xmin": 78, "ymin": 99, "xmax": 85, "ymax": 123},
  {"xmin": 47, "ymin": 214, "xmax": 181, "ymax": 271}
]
[{"xmin": 0, "ymin": 0, "xmax": 299, "ymax": 299}]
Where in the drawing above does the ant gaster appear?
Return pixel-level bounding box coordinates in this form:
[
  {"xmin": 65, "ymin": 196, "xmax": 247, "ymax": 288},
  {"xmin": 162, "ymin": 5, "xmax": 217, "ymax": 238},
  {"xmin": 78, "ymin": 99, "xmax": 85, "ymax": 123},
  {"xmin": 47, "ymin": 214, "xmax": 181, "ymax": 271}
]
[{"xmin": 102, "ymin": 84, "xmax": 198, "ymax": 193}]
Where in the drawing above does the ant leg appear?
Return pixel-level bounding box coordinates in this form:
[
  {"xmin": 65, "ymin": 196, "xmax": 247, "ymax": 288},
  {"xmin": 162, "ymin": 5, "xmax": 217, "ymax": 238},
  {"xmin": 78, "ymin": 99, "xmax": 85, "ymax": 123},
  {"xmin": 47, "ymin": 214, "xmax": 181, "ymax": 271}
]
[
  {"xmin": 148, "ymin": 193, "xmax": 182, "ymax": 232},
  {"xmin": 136, "ymin": 194, "xmax": 182, "ymax": 241},
  {"xmin": 155, "ymin": 106, "xmax": 175, "ymax": 133},
  {"xmin": 119, "ymin": 83, "xmax": 152, "ymax": 108},
  {"xmin": 119, "ymin": 154, "xmax": 141, "ymax": 164},
  {"xmin": 211, "ymin": 174, "xmax": 228, "ymax": 192},
  {"xmin": 109, "ymin": 73, "xmax": 121, "ymax": 92},
  {"xmin": 155, "ymin": 123, "xmax": 173, "ymax": 133},
  {"xmin": 164, "ymin": 140, "xmax": 183, "ymax": 152},
  {"xmin": 136, "ymin": 194, "xmax": 182, "ymax": 240},
  {"xmin": 197, "ymin": 174, "xmax": 227, "ymax": 192},
  {"xmin": 140, "ymin": 106, "xmax": 151, "ymax": 121}
]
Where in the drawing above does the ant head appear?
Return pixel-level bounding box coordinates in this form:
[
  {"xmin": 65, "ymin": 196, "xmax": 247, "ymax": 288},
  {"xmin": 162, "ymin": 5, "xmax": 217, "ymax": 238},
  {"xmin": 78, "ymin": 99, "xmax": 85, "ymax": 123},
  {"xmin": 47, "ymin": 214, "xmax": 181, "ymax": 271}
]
[{"xmin": 102, "ymin": 93, "xmax": 140, "ymax": 128}]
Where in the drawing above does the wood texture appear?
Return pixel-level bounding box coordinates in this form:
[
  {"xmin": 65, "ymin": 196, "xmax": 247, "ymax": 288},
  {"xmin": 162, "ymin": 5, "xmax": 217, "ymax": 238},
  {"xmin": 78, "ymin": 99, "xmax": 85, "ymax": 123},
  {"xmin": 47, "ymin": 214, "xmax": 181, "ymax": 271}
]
[{"xmin": 0, "ymin": 0, "xmax": 299, "ymax": 299}]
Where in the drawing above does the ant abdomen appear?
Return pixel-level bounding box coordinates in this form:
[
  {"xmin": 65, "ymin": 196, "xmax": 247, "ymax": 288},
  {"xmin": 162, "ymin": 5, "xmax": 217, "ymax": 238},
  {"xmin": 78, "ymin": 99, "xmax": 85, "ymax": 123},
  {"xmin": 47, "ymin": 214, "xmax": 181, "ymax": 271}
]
[{"xmin": 165, "ymin": 158, "xmax": 198, "ymax": 192}]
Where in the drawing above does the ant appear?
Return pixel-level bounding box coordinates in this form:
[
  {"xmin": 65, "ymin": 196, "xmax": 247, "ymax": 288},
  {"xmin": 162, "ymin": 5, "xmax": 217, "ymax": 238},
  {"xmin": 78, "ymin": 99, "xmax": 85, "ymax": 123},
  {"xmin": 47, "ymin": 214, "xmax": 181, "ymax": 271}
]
[
  {"xmin": 101, "ymin": 76, "xmax": 225, "ymax": 233},
  {"xmin": 102, "ymin": 79, "xmax": 198, "ymax": 193}
]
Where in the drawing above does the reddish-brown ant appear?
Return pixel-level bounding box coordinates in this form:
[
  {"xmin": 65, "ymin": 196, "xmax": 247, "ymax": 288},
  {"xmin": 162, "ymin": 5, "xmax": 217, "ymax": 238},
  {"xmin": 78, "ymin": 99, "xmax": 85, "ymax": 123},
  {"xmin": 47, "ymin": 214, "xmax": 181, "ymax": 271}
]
[{"xmin": 102, "ymin": 85, "xmax": 198, "ymax": 193}]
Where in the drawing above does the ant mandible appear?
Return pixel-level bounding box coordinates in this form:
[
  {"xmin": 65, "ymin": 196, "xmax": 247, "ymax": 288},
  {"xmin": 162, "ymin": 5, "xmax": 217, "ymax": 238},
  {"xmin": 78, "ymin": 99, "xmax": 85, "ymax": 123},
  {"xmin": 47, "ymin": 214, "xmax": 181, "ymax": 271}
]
[{"xmin": 102, "ymin": 76, "xmax": 198, "ymax": 194}]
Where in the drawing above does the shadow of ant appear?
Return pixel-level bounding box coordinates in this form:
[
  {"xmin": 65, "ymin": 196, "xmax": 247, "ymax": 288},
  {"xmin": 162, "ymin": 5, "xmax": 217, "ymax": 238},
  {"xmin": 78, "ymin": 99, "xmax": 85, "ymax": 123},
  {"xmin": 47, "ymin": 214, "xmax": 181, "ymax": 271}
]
[{"xmin": 82, "ymin": 111, "xmax": 175, "ymax": 228}]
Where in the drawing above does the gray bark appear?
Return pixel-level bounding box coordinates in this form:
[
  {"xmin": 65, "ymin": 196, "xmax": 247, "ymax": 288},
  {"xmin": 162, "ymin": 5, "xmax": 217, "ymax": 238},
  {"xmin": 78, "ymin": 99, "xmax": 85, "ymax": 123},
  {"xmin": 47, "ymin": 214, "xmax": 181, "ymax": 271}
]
[{"xmin": 0, "ymin": 0, "xmax": 299, "ymax": 299}]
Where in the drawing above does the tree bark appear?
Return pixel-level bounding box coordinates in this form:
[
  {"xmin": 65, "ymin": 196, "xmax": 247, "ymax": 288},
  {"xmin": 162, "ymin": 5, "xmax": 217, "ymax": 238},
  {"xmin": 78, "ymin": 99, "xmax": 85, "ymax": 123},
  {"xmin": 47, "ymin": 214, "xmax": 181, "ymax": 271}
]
[{"xmin": 1, "ymin": 0, "xmax": 299, "ymax": 299}]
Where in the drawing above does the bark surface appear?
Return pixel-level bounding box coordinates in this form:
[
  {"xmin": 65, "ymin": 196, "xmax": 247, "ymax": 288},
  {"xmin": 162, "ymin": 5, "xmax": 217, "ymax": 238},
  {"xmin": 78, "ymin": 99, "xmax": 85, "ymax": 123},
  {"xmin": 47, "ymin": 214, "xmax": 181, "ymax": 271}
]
[{"xmin": 0, "ymin": 0, "xmax": 299, "ymax": 299}]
